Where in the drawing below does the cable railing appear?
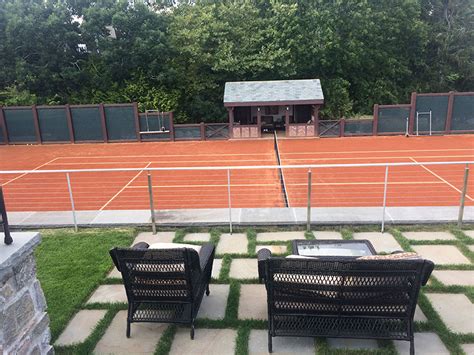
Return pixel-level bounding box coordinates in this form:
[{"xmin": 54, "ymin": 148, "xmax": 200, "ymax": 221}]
[{"xmin": 0, "ymin": 160, "xmax": 472, "ymax": 233}]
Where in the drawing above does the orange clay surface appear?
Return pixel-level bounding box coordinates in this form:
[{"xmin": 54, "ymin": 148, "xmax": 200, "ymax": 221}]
[{"xmin": 0, "ymin": 135, "xmax": 472, "ymax": 211}]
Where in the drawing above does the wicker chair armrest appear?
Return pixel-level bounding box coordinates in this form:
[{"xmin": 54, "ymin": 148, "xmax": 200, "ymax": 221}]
[
  {"xmin": 257, "ymin": 248, "xmax": 272, "ymax": 283},
  {"xmin": 421, "ymin": 260, "xmax": 435, "ymax": 286},
  {"xmin": 132, "ymin": 242, "xmax": 150, "ymax": 249},
  {"xmin": 198, "ymin": 243, "xmax": 215, "ymax": 272}
]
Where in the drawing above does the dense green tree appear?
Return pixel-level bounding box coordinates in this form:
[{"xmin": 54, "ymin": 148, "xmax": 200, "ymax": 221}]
[{"xmin": 0, "ymin": 0, "xmax": 471, "ymax": 120}]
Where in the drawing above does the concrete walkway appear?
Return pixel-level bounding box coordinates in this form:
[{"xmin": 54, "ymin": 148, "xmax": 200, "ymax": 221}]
[{"xmin": 7, "ymin": 206, "xmax": 474, "ymax": 228}]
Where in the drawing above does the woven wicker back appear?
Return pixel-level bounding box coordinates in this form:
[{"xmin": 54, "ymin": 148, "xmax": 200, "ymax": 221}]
[
  {"xmin": 265, "ymin": 258, "xmax": 430, "ymax": 338},
  {"xmin": 111, "ymin": 248, "xmax": 201, "ymax": 303}
]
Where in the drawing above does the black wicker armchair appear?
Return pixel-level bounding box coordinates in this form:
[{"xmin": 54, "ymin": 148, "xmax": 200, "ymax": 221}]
[
  {"xmin": 110, "ymin": 242, "xmax": 215, "ymax": 339},
  {"xmin": 258, "ymin": 249, "xmax": 434, "ymax": 354}
]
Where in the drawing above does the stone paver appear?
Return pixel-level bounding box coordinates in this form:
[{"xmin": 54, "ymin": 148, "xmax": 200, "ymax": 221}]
[
  {"xmin": 248, "ymin": 329, "xmax": 315, "ymax": 354},
  {"xmin": 426, "ymin": 293, "xmax": 474, "ymax": 333},
  {"xmin": 216, "ymin": 233, "xmax": 248, "ymax": 254},
  {"xmin": 463, "ymin": 230, "xmax": 474, "ymax": 239},
  {"xmin": 197, "ymin": 284, "xmax": 229, "ymax": 320},
  {"xmin": 108, "ymin": 267, "xmax": 121, "ymax": 278},
  {"xmin": 238, "ymin": 284, "xmax": 267, "ymax": 320},
  {"xmin": 257, "ymin": 231, "xmax": 305, "ymax": 242},
  {"xmin": 94, "ymin": 311, "xmax": 167, "ymax": 354},
  {"xmin": 313, "ymin": 231, "xmax": 343, "ymax": 240},
  {"xmin": 183, "ymin": 233, "xmax": 211, "ymax": 242},
  {"xmin": 55, "ymin": 310, "xmax": 107, "ymax": 346},
  {"xmin": 352, "ymin": 232, "xmax": 402, "ymax": 253},
  {"xmin": 414, "ymin": 305, "xmax": 428, "ymax": 323},
  {"xmin": 403, "ymin": 231, "xmax": 456, "ymax": 241},
  {"xmin": 229, "ymin": 259, "xmax": 259, "ymax": 279},
  {"xmin": 256, "ymin": 245, "xmax": 287, "ymax": 254},
  {"xmin": 394, "ymin": 332, "xmax": 449, "ymax": 355},
  {"xmin": 87, "ymin": 284, "xmax": 126, "ymax": 304},
  {"xmin": 327, "ymin": 338, "xmax": 378, "ymax": 350},
  {"xmin": 461, "ymin": 344, "xmax": 474, "ymax": 355},
  {"xmin": 211, "ymin": 259, "xmax": 222, "ymax": 279},
  {"xmin": 169, "ymin": 328, "xmax": 237, "ymax": 355},
  {"xmin": 412, "ymin": 245, "xmax": 471, "ymax": 265},
  {"xmin": 433, "ymin": 270, "xmax": 474, "ymax": 286},
  {"xmin": 132, "ymin": 231, "xmax": 175, "ymax": 245}
]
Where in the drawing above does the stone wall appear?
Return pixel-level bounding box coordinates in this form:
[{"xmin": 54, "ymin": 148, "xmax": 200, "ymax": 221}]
[{"xmin": 0, "ymin": 232, "xmax": 53, "ymax": 354}]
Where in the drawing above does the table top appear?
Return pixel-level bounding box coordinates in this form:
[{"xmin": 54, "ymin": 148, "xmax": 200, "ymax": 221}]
[{"xmin": 292, "ymin": 239, "xmax": 376, "ymax": 257}]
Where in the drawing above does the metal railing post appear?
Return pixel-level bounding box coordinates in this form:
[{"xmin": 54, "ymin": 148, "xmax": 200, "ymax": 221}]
[
  {"xmin": 458, "ymin": 164, "xmax": 470, "ymax": 227},
  {"xmin": 147, "ymin": 172, "xmax": 157, "ymax": 234},
  {"xmin": 66, "ymin": 173, "xmax": 78, "ymax": 232},
  {"xmin": 381, "ymin": 165, "xmax": 389, "ymax": 233},
  {"xmin": 227, "ymin": 169, "xmax": 233, "ymax": 234},
  {"xmin": 306, "ymin": 169, "xmax": 312, "ymax": 231}
]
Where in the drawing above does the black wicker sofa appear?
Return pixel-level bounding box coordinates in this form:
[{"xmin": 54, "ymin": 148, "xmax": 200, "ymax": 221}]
[
  {"xmin": 110, "ymin": 242, "xmax": 215, "ymax": 339},
  {"xmin": 257, "ymin": 249, "xmax": 434, "ymax": 354}
]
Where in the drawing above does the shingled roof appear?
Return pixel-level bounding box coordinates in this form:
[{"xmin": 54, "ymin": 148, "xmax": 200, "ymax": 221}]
[{"xmin": 224, "ymin": 79, "xmax": 324, "ymax": 107}]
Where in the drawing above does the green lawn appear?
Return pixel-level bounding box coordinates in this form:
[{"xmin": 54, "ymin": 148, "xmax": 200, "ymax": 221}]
[{"xmin": 34, "ymin": 228, "xmax": 135, "ymax": 340}]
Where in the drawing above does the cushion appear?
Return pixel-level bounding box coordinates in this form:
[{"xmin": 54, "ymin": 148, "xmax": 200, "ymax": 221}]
[
  {"xmin": 149, "ymin": 242, "xmax": 201, "ymax": 253},
  {"xmin": 285, "ymin": 255, "xmax": 316, "ymax": 260},
  {"xmin": 358, "ymin": 252, "xmax": 420, "ymax": 260}
]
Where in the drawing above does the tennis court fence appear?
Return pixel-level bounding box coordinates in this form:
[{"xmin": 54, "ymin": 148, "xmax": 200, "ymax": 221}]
[{"xmin": 0, "ymin": 161, "xmax": 472, "ymax": 232}]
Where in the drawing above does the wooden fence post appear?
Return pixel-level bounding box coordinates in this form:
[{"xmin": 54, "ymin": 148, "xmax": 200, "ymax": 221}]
[
  {"xmin": 99, "ymin": 103, "xmax": 108, "ymax": 143},
  {"xmin": 372, "ymin": 104, "xmax": 379, "ymax": 136},
  {"xmin": 408, "ymin": 92, "xmax": 417, "ymax": 135},
  {"xmin": 445, "ymin": 91, "xmax": 454, "ymax": 134},
  {"xmin": 31, "ymin": 105, "xmax": 42, "ymax": 144},
  {"xmin": 0, "ymin": 107, "xmax": 8, "ymax": 144}
]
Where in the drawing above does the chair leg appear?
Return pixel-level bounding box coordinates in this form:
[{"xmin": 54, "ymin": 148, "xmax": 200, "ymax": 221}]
[
  {"xmin": 190, "ymin": 319, "xmax": 195, "ymax": 340},
  {"xmin": 268, "ymin": 331, "xmax": 272, "ymax": 353},
  {"xmin": 206, "ymin": 284, "xmax": 210, "ymax": 296},
  {"xmin": 126, "ymin": 321, "xmax": 131, "ymax": 338},
  {"xmin": 410, "ymin": 339, "xmax": 414, "ymax": 355}
]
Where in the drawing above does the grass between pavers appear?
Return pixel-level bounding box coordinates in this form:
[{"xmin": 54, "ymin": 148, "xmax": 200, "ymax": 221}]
[
  {"xmin": 35, "ymin": 224, "xmax": 474, "ymax": 355},
  {"xmin": 35, "ymin": 228, "xmax": 135, "ymax": 342}
]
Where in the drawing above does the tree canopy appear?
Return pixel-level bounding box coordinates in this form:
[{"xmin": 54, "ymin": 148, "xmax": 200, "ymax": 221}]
[{"xmin": 0, "ymin": 0, "xmax": 472, "ymax": 121}]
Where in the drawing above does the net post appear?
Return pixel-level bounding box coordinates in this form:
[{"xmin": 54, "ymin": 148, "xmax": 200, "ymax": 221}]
[
  {"xmin": 381, "ymin": 165, "xmax": 389, "ymax": 233},
  {"xmin": 227, "ymin": 169, "xmax": 233, "ymax": 234},
  {"xmin": 306, "ymin": 169, "xmax": 312, "ymax": 231},
  {"xmin": 457, "ymin": 164, "xmax": 470, "ymax": 227},
  {"xmin": 66, "ymin": 173, "xmax": 78, "ymax": 232},
  {"xmin": 147, "ymin": 171, "xmax": 157, "ymax": 235}
]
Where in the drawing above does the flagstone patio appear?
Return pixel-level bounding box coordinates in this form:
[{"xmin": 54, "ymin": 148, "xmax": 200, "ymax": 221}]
[{"xmin": 53, "ymin": 228, "xmax": 474, "ymax": 354}]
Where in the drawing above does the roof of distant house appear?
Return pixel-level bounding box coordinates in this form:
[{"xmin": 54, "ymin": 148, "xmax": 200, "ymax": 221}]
[{"xmin": 224, "ymin": 79, "xmax": 324, "ymax": 107}]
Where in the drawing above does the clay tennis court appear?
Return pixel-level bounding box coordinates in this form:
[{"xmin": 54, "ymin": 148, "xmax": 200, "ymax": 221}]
[{"xmin": 0, "ymin": 134, "xmax": 472, "ymax": 212}]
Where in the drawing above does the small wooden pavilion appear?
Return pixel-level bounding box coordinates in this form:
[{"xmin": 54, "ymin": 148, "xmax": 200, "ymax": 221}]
[{"xmin": 224, "ymin": 79, "xmax": 324, "ymax": 138}]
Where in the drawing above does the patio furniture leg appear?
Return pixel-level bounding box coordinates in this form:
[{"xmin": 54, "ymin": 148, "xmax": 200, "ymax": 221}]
[
  {"xmin": 267, "ymin": 330, "xmax": 272, "ymax": 353},
  {"xmin": 206, "ymin": 284, "xmax": 210, "ymax": 296},
  {"xmin": 190, "ymin": 320, "xmax": 195, "ymax": 339},
  {"xmin": 126, "ymin": 320, "xmax": 131, "ymax": 338},
  {"xmin": 410, "ymin": 339, "xmax": 414, "ymax": 355}
]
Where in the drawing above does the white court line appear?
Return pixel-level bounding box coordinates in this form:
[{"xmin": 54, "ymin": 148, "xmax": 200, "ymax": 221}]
[
  {"xmin": 99, "ymin": 162, "xmax": 152, "ymax": 211},
  {"xmin": 1, "ymin": 157, "xmax": 60, "ymax": 187},
  {"xmin": 280, "ymin": 148, "xmax": 473, "ymax": 155},
  {"xmin": 47, "ymin": 159, "xmax": 276, "ymax": 165},
  {"xmin": 56, "ymin": 153, "xmax": 274, "ymax": 159},
  {"xmin": 283, "ymin": 154, "xmax": 474, "ymax": 162},
  {"xmin": 126, "ymin": 181, "xmax": 444, "ymax": 189},
  {"xmin": 409, "ymin": 157, "xmax": 473, "ymax": 201}
]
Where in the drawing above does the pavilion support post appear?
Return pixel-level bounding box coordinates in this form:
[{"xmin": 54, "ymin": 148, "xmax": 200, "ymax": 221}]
[
  {"xmin": 257, "ymin": 107, "xmax": 262, "ymax": 137},
  {"xmin": 285, "ymin": 106, "xmax": 290, "ymax": 137},
  {"xmin": 228, "ymin": 107, "xmax": 234, "ymax": 139},
  {"xmin": 313, "ymin": 105, "xmax": 319, "ymax": 137}
]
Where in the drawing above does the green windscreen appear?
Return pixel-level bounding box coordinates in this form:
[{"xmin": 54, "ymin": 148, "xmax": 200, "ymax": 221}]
[
  {"xmin": 71, "ymin": 107, "xmax": 104, "ymax": 141},
  {"xmin": 0, "ymin": 120, "xmax": 6, "ymax": 144},
  {"xmin": 37, "ymin": 107, "xmax": 70, "ymax": 142},
  {"xmin": 4, "ymin": 108, "xmax": 37, "ymax": 143},
  {"xmin": 377, "ymin": 107, "xmax": 410, "ymax": 133},
  {"xmin": 451, "ymin": 95, "xmax": 474, "ymax": 131},
  {"xmin": 174, "ymin": 126, "xmax": 201, "ymax": 140},
  {"xmin": 104, "ymin": 105, "xmax": 137, "ymax": 141},
  {"xmin": 344, "ymin": 120, "xmax": 373, "ymax": 135},
  {"xmin": 415, "ymin": 95, "xmax": 448, "ymax": 132}
]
